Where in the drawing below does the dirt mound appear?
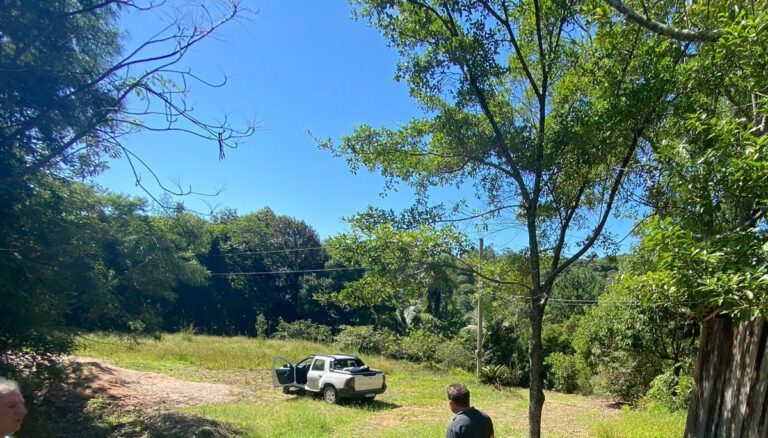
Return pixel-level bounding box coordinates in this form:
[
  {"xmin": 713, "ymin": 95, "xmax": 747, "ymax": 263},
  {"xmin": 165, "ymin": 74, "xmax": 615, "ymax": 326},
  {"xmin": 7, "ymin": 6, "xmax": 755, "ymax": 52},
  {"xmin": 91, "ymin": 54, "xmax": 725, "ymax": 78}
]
[{"xmin": 72, "ymin": 358, "xmax": 238, "ymax": 412}]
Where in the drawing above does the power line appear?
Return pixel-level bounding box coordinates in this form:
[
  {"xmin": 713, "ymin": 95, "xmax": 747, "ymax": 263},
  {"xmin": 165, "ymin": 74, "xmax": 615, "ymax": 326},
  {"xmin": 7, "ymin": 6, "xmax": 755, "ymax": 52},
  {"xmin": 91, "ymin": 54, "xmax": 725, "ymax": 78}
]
[
  {"xmin": 204, "ymin": 237, "xmax": 442, "ymax": 257},
  {"xmin": 502, "ymin": 294, "xmax": 696, "ymax": 306},
  {"xmin": 206, "ymin": 246, "xmax": 326, "ymax": 257},
  {"xmin": 203, "ymin": 232, "xmax": 485, "ymax": 258},
  {"xmin": 210, "ymin": 266, "xmax": 366, "ymax": 276},
  {"xmin": 206, "ymin": 267, "xmax": 695, "ymax": 308}
]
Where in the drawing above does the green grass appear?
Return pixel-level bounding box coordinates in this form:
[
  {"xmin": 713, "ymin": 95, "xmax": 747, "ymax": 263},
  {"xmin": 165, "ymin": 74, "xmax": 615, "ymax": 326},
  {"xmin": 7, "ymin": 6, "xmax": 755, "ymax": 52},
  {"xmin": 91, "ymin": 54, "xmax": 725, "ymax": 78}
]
[
  {"xmin": 77, "ymin": 333, "xmax": 686, "ymax": 437},
  {"xmin": 589, "ymin": 406, "xmax": 687, "ymax": 438}
]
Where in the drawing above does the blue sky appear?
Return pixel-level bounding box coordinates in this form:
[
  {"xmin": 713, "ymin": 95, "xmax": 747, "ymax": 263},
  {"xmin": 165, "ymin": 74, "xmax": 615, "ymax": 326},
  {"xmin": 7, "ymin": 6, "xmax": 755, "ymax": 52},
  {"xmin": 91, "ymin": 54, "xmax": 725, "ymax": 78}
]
[
  {"xmin": 97, "ymin": 2, "xmax": 424, "ymax": 234},
  {"xmin": 94, "ymin": 0, "xmax": 635, "ymax": 253}
]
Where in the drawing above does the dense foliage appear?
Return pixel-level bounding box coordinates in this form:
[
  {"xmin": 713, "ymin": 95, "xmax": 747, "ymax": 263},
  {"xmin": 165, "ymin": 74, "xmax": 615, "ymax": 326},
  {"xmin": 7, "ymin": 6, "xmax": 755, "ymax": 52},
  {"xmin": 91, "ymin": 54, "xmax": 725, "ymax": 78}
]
[{"xmin": 0, "ymin": 0, "xmax": 249, "ymax": 354}]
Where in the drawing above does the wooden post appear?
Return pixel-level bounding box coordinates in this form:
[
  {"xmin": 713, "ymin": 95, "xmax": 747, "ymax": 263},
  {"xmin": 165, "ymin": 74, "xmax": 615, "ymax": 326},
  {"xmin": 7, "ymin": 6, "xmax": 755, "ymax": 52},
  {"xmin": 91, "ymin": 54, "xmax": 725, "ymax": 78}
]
[{"xmin": 476, "ymin": 238, "xmax": 484, "ymax": 377}]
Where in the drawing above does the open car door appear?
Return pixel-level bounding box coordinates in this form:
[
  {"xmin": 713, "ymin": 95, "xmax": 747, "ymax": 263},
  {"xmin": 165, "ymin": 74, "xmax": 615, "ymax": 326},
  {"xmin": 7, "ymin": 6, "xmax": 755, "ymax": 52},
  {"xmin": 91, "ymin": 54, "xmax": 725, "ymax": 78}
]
[{"xmin": 272, "ymin": 356, "xmax": 295, "ymax": 387}]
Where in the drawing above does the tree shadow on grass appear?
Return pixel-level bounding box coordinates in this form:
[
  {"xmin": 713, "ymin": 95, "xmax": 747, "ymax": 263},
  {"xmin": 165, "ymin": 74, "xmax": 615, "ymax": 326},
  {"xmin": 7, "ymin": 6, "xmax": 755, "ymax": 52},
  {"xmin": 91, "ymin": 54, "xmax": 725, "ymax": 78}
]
[
  {"xmin": 346, "ymin": 399, "xmax": 401, "ymax": 411},
  {"xmin": 283, "ymin": 393, "xmax": 401, "ymax": 411},
  {"xmin": 110, "ymin": 412, "xmax": 245, "ymax": 438},
  {"xmin": 16, "ymin": 363, "xmax": 244, "ymax": 438},
  {"xmin": 605, "ymin": 401, "xmax": 631, "ymax": 410}
]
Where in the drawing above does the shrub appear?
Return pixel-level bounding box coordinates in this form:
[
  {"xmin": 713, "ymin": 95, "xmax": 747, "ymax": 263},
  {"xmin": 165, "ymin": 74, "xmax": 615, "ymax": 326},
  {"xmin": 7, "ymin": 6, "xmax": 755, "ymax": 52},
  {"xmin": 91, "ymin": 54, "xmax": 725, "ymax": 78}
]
[
  {"xmin": 435, "ymin": 338, "xmax": 475, "ymax": 370},
  {"xmin": 590, "ymin": 353, "xmax": 661, "ymax": 403},
  {"xmin": 482, "ymin": 310, "xmax": 530, "ymax": 386},
  {"xmin": 273, "ymin": 319, "xmax": 332, "ymax": 343},
  {"xmin": 480, "ymin": 364, "xmax": 519, "ymax": 389},
  {"xmin": 544, "ymin": 353, "xmax": 591, "ymax": 394},
  {"xmin": 334, "ymin": 325, "xmax": 392, "ymax": 354},
  {"xmin": 542, "ymin": 319, "xmax": 578, "ymax": 356},
  {"xmin": 388, "ymin": 328, "xmax": 445, "ymax": 364},
  {"xmin": 127, "ymin": 319, "xmax": 147, "ymax": 334},
  {"xmin": 646, "ymin": 368, "xmax": 693, "ymax": 411},
  {"xmin": 255, "ymin": 313, "xmax": 268, "ymax": 339},
  {"xmin": 179, "ymin": 322, "xmax": 197, "ymax": 342},
  {"xmin": 410, "ymin": 312, "xmax": 444, "ymax": 333}
]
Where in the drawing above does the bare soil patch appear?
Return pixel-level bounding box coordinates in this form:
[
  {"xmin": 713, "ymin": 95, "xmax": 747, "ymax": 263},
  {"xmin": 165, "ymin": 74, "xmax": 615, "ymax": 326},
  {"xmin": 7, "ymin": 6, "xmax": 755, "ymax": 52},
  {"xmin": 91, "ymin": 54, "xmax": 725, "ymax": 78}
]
[{"xmin": 72, "ymin": 357, "xmax": 239, "ymax": 412}]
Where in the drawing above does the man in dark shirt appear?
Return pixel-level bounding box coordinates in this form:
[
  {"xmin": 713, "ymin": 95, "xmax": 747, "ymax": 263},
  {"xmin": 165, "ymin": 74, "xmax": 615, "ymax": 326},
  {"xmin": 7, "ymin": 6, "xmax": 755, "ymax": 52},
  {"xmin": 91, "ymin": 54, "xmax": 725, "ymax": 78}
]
[{"xmin": 446, "ymin": 383, "xmax": 494, "ymax": 438}]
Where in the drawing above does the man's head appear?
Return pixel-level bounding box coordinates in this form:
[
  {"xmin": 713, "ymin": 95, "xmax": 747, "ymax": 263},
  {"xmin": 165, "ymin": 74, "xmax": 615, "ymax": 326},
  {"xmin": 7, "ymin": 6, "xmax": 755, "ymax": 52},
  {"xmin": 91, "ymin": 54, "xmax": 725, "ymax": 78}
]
[
  {"xmin": 0, "ymin": 378, "xmax": 26, "ymax": 436},
  {"xmin": 447, "ymin": 383, "xmax": 470, "ymax": 414}
]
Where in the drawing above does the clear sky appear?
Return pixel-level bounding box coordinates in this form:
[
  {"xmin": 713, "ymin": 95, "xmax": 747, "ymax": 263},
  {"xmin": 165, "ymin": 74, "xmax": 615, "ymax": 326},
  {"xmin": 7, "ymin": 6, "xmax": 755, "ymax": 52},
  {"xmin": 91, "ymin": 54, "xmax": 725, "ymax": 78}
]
[{"xmin": 94, "ymin": 0, "xmax": 636, "ymax": 253}]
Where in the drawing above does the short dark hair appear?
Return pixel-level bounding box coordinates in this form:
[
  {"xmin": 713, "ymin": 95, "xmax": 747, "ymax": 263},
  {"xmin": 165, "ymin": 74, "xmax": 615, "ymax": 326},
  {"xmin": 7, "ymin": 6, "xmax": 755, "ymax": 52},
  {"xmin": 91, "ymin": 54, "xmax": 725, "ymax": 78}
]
[{"xmin": 447, "ymin": 383, "xmax": 470, "ymax": 407}]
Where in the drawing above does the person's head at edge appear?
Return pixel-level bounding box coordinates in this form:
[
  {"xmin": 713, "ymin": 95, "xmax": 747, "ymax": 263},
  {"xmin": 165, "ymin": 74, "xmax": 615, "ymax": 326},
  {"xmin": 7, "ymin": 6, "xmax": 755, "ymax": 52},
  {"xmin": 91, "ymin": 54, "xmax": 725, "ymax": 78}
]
[
  {"xmin": 0, "ymin": 378, "xmax": 26, "ymax": 436},
  {"xmin": 447, "ymin": 383, "xmax": 471, "ymax": 414}
]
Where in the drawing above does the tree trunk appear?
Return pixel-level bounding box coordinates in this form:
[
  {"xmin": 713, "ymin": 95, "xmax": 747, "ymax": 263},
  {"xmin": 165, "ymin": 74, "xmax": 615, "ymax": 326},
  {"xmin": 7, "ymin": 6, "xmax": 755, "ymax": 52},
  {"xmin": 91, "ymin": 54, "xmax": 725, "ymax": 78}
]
[
  {"xmin": 685, "ymin": 316, "xmax": 768, "ymax": 437},
  {"xmin": 529, "ymin": 302, "xmax": 546, "ymax": 438}
]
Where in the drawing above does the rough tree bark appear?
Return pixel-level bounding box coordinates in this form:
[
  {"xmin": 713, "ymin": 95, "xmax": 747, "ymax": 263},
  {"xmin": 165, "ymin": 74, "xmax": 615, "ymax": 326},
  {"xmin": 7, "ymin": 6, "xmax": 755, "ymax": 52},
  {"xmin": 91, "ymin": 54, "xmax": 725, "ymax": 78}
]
[
  {"xmin": 529, "ymin": 300, "xmax": 546, "ymax": 438},
  {"xmin": 685, "ymin": 316, "xmax": 768, "ymax": 437}
]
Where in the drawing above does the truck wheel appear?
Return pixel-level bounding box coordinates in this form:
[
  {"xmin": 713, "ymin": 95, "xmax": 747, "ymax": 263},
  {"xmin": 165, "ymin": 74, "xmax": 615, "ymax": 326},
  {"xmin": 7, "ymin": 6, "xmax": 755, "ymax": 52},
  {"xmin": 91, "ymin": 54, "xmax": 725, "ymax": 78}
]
[
  {"xmin": 282, "ymin": 386, "xmax": 290, "ymax": 394},
  {"xmin": 323, "ymin": 385, "xmax": 338, "ymax": 404}
]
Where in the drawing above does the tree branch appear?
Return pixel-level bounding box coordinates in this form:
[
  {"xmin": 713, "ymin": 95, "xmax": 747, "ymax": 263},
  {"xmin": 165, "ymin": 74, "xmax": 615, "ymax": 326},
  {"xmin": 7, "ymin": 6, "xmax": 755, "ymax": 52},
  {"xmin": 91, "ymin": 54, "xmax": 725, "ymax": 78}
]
[
  {"xmin": 605, "ymin": 0, "xmax": 725, "ymax": 42},
  {"xmin": 548, "ymin": 128, "xmax": 642, "ymax": 283},
  {"xmin": 452, "ymin": 255, "xmax": 533, "ymax": 291},
  {"xmin": 477, "ymin": 0, "xmax": 542, "ymax": 99}
]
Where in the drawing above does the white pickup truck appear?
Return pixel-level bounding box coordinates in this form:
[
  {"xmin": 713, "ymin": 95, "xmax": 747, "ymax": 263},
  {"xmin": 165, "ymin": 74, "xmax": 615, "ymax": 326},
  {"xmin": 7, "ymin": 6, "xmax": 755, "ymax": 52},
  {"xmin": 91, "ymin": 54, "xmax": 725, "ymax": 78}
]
[{"xmin": 272, "ymin": 354, "xmax": 387, "ymax": 404}]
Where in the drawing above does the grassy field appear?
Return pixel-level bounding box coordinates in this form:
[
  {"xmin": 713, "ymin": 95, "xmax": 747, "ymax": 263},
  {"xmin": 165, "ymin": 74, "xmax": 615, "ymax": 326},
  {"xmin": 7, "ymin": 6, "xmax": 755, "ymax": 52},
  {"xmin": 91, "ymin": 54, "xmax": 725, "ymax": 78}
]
[{"xmin": 77, "ymin": 334, "xmax": 685, "ymax": 437}]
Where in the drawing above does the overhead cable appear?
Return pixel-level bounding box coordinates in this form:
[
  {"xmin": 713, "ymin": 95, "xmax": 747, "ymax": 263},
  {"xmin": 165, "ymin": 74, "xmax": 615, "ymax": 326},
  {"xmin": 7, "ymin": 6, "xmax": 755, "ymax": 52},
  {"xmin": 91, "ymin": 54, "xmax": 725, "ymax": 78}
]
[{"xmin": 210, "ymin": 266, "xmax": 366, "ymax": 276}]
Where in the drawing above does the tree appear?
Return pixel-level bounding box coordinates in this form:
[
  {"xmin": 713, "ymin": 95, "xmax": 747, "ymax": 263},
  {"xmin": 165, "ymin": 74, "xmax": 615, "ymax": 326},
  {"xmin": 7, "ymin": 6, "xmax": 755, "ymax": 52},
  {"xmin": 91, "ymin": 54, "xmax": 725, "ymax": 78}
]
[
  {"xmin": 0, "ymin": 0, "xmax": 252, "ymax": 205},
  {"xmin": 325, "ymin": 217, "xmax": 469, "ymax": 332},
  {"xmin": 604, "ymin": 0, "xmax": 768, "ymax": 434},
  {"xmin": 546, "ymin": 258, "xmax": 616, "ymax": 324},
  {"xmin": 324, "ymin": 1, "xmax": 680, "ymax": 435},
  {"xmin": 0, "ymin": 0, "xmax": 250, "ymax": 356},
  {"xmin": 0, "ymin": 182, "xmax": 209, "ymax": 353},
  {"xmin": 190, "ymin": 208, "xmax": 328, "ymax": 334}
]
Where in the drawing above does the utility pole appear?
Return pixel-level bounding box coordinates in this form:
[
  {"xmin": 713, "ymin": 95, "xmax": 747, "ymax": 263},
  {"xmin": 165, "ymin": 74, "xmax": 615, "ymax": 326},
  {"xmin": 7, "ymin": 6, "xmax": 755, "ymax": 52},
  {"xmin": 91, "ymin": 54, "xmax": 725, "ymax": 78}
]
[{"xmin": 476, "ymin": 238, "xmax": 484, "ymax": 377}]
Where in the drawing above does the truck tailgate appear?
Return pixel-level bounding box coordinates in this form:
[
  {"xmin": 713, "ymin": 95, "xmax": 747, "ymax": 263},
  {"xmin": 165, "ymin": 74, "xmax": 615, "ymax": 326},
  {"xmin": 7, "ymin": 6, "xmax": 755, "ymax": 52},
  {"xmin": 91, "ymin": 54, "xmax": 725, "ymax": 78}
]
[{"xmin": 355, "ymin": 373, "xmax": 384, "ymax": 391}]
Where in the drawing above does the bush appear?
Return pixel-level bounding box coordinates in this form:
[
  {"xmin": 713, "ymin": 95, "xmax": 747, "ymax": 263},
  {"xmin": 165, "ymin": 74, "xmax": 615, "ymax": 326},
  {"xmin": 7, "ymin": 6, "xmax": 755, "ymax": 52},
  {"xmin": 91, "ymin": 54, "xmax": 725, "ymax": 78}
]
[
  {"xmin": 255, "ymin": 313, "xmax": 268, "ymax": 339},
  {"xmin": 482, "ymin": 309, "xmax": 530, "ymax": 386},
  {"xmin": 542, "ymin": 319, "xmax": 578, "ymax": 356},
  {"xmin": 179, "ymin": 322, "xmax": 197, "ymax": 342},
  {"xmin": 479, "ymin": 364, "xmax": 520, "ymax": 389},
  {"xmin": 646, "ymin": 368, "xmax": 693, "ymax": 411},
  {"xmin": 388, "ymin": 328, "xmax": 445, "ymax": 364},
  {"xmin": 334, "ymin": 325, "xmax": 393, "ymax": 354},
  {"xmin": 435, "ymin": 338, "xmax": 475, "ymax": 370},
  {"xmin": 544, "ymin": 353, "xmax": 591, "ymax": 394},
  {"xmin": 590, "ymin": 353, "xmax": 661, "ymax": 403},
  {"xmin": 273, "ymin": 319, "xmax": 332, "ymax": 343}
]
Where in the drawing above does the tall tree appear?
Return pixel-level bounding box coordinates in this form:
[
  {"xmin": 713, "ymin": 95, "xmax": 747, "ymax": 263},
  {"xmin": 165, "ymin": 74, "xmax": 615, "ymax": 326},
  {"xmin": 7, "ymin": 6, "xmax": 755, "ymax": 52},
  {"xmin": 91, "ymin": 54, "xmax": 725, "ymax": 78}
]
[
  {"xmin": 324, "ymin": 1, "xmax": 679, "ymax": 435},
  {"xmin": 194, "ymin": 208, "xmax": 328, "ymax": 334},
  {"xmin": 0, "ymin": 0, "xmax": 249, "ymax": 356},
  {"xmin": 605, "ymin": 0, "xmax": 768, "ymax": 435},
  {"xmin": 0, "ymin": 182, "xmax": 209, "ymax": 353}
]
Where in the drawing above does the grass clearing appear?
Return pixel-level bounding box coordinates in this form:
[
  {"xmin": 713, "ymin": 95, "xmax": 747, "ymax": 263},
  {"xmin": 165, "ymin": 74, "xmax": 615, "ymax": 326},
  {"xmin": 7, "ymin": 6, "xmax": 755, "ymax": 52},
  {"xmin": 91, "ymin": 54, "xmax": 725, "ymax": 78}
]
[
  {"xmin": 589, "ymin": 406, "xmax": 686, "ymax": 438},
  {"xmin": 77, "ymin": 333, "xmax": 685, "ymax": 437}
]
